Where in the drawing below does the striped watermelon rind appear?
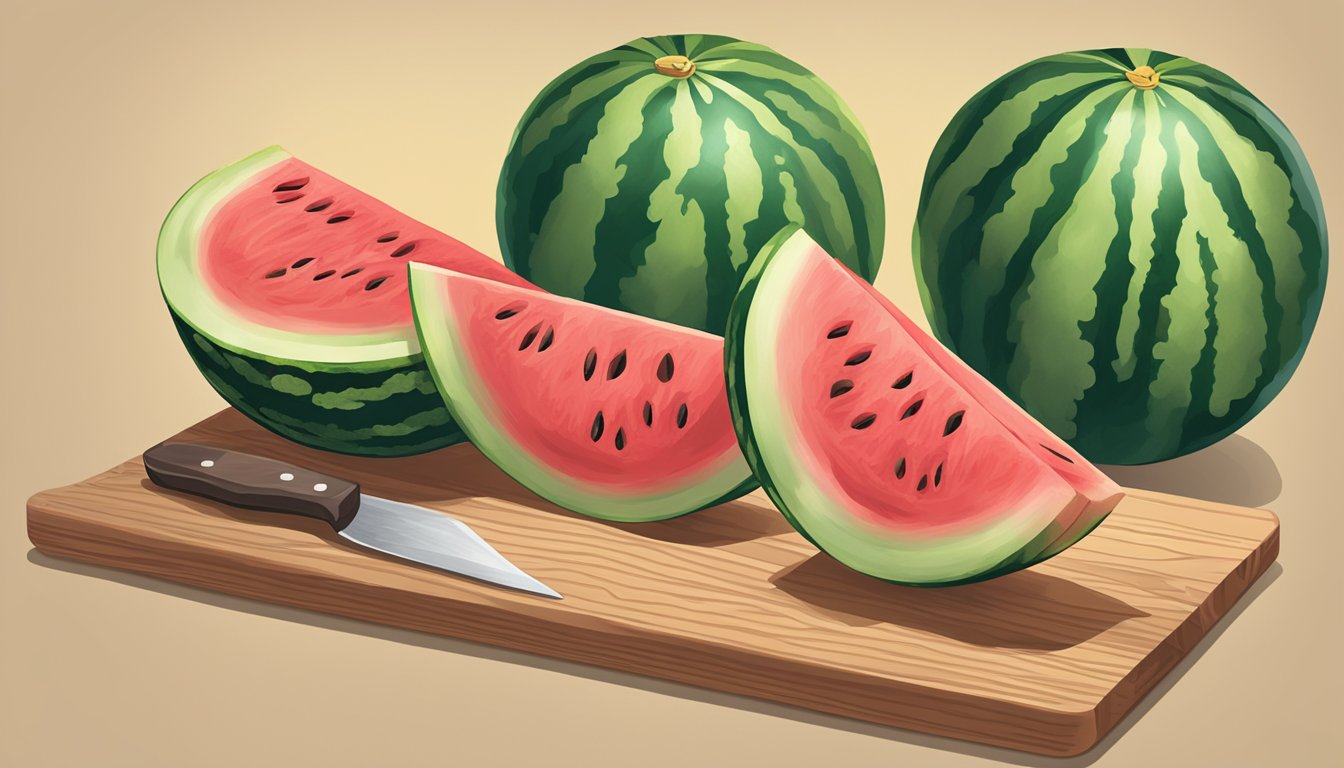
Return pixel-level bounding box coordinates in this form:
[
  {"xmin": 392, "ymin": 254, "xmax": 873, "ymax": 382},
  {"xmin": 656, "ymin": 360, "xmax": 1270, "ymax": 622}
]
[
  {"xmin": 914, "ymin": 47, "xmax": 1328, "ymax": 465},
  {"xmin": 498, "ymin": 33, "xmax": 885, "ymax": 333},
  {"xmin": 157, "ymin": 147, "xmax": 462, "ymax": 457}
]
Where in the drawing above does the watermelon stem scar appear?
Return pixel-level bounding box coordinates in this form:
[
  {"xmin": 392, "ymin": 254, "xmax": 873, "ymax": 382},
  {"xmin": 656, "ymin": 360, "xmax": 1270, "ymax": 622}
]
[{"xmin": 654, "ymin": 55, "xmax": 696, "ymax": 78}]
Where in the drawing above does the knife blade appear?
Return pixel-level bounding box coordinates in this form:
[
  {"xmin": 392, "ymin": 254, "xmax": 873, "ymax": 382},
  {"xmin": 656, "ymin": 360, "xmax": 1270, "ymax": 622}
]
[{"xmin": 142, "ymin": 442, "xmax": 561, "ymax": 599}]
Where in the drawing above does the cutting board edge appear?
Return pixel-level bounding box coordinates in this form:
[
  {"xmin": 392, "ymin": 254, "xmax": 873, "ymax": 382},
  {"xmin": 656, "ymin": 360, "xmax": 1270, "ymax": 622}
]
[
  {"xmin": 1087, "ymin": 513, "xmax": 1280, "ymax": 749},
  {"xmin": 25, "ymin": 484, "xmax": 1121, "ymax": 757}
]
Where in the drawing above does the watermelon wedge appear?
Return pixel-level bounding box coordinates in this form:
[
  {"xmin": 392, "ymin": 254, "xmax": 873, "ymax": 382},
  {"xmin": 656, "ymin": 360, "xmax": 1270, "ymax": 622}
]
[
  {"xmin": 726, "ymin": 227, "xmax": 1123, "ymax": 585},
  {"xmin": 157, "ymin": 146, "xmax": 535, "ymax": 456},
  {"xmin": 408, "ymin": 263, "xmax": 755, "ymax": 522}
]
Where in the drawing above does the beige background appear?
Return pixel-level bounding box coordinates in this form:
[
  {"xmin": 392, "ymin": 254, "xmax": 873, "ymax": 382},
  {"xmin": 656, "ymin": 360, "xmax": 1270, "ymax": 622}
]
[{"xmin": 2, "ymin": 0, "xmax": 1339, "ymax": 765}]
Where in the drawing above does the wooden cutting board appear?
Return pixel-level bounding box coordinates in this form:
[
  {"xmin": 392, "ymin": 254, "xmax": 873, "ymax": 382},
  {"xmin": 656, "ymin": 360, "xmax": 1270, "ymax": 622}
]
[{"xmin": 26, "ymin": 408, "xmax": 1278, "ymax": 757}]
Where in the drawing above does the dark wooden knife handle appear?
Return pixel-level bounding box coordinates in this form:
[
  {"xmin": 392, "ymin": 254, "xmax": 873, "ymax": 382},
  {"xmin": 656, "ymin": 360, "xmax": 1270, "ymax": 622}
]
[{"xmin": 143, "ymin": 442, "xmax": 360, "ymax": 530}]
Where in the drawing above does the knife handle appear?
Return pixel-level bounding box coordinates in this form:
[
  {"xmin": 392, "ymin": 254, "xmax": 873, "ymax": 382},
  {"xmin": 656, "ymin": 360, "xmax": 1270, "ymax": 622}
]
[{"xmin": 143, "ymin": 442, "xmax": 360, "ymax": 531}]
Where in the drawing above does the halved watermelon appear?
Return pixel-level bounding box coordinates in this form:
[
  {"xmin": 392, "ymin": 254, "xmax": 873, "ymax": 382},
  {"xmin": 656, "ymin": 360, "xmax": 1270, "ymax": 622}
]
[
  {"xmin": 157, "ymin": 146, "xmax": 536, "ymax": 456},
  {"xmin": 726, "ymin": 227, "xmax": 1123, "ymax": 585},
  {"xmin": 408, "ymin": 263, "xmax": 755, "ymax": 522}
]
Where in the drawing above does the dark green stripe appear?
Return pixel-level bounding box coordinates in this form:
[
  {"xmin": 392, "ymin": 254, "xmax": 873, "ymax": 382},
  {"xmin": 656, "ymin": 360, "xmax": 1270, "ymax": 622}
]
[
  {"xmin": 1173, "ymin": 80, "xmax": 1328, "ymax": 331},
  {"xmin": 921, "ymin": 61, "xmax": 1121, "ymax": 202},
  {"xmin": 1157, "ymin": 94, "xmax": 1285, "ymax": 448},
  {"xmin": 1070, "ymin": 94, "xmax": 1147, "ymax": 434},
  {"xmin": 1098, "ymin": 48, "xmax": 1136, "ymax": 69},
  {"xmin": 1111, "ymin": 112, "xmax": 1188, "ymax": 461},
  {"xmin": 1145, "ymin": 49, "xmax": 1185, "ymax": 69},
  {"xmin": 499, "ymin": 72, "xmax": 649, "ymax": 271},
  {"xmin": 1183, "ymin": 232, "xmax": 1222, "ymax": 440},
  {"xmin": 946, "ymin": 87, "xmax": 1126, "ymax": 377},
  {"xmin": 581, "ymin": 86, "xmax": 679, "ymax": 312},
  {"xmin": 713, "ymin": 69, "xmax": 878, "ymax": 277},
  {"xmin": 176, "ymin": 317, "xmax": 461, "ymax": 456},
  {"xmin": 522, "ymin": 59, "xmax": 630, "ymax": 135},
  {"xmin": 930, "ymin": 81, "xmax": 1112, "ymax": 360},
  {"xmin": 680, "ymin": 87, "xmax": 740, "ymax": 332}
]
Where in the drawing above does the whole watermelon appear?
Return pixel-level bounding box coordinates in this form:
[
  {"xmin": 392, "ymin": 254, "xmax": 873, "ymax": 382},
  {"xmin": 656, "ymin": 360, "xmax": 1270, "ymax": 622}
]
[
  {"xmin": 498, "ymin": 34, "xmax": 885, "ymax": 333},
  {"xmin": 913, "ymin": 47, "xmax": 1328, "ymax": 465}
]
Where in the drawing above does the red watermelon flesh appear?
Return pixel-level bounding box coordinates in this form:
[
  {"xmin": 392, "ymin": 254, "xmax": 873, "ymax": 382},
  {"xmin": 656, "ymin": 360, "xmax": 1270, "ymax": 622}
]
[
  {"xmin": 202, "ymin": 157, "xmax": 534, "ymax": 335},
  {"xmin": 409, "ymin": 264, "xmax": 755, "ymax": 522},
  {"xmin": 727, "ymin": 228, "xmax": 1123, "ymax": 584}
]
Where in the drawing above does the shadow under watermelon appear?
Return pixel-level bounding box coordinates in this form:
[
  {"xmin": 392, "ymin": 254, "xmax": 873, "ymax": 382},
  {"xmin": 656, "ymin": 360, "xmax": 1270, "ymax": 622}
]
[
  {"xmin": 1099, "ymin": 434, "xmax": 1281, "ymax": 508},
  {"xmin": 769, "ymin": 552, "xmax": 1147, "ymax": 651}
]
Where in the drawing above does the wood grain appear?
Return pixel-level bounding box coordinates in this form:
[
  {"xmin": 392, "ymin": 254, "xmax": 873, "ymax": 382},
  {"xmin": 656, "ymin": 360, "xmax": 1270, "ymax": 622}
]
[{"xmin": 26, "ymin": 409, "xmax": 1278, "ymax": 757}]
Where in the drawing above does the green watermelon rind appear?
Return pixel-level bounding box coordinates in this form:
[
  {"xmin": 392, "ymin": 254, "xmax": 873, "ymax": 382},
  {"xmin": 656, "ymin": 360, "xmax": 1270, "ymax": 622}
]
[
  {"xmin": 157, "ymin": 147, "xmax": 462, "ymax": 457},
  {"xmin": 912, "ymin": 47, "xmax": 1328, "ymax": 465},
  {"xmin": 726, "ymin": 226, "xmax": 1087, "ymax": 587},
  {"xmin": 497, "ymin": 33, "xmax": 886, "ymax": 334},
  {"xmin": 408, "ymin": 263, "xmax": 756, "ymax": 523}
]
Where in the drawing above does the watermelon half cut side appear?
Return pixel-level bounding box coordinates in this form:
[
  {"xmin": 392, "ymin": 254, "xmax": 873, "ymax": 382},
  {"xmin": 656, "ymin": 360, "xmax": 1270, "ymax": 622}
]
[
  {"xmin": 408, "ymin": 263, "xmax": 756, "ymax": 522},
  {"xmin": 726, "ymin": 227, "xmax": 1123, "ymax": 585},
  {"xmin": 157, "ymin": 146, "xmax": 535, "ymax": 456}
]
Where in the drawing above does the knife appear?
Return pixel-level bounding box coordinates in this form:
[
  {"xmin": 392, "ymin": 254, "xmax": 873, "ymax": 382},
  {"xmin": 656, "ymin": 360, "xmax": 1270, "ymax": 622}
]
[{"xmin": 142, "ymin": 442, "xmax": 561, "ymax": 599}]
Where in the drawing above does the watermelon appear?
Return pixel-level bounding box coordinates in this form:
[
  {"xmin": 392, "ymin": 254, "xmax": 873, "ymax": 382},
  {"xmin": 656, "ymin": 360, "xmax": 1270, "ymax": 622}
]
[
  {"xmin": 407, "ymin": 263, "xmax": 755, "ymax": 522},
  {"xmin": 158, "ymin": 146, "xmax": 536, "ymax": 456},
  {"xmin": 726, "ymin": 228, "xmax": 1123, "ymax": 585},
  {"xmin": 913, "ymin": 48, "xmax": 1328, "ymax": 465},
  {"xmin": 497, "ymin": 33, "xmax": 885, "ymax": 333}
]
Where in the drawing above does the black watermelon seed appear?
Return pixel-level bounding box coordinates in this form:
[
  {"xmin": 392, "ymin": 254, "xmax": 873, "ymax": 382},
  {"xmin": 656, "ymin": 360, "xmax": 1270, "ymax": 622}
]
[
  {"xmin": 304, "ymin": 199, "xmax": 333, "ymax": 213},
  {"xmin": 893, "ymin": 372, "xmax": 913, "ymax": 389},
  {"xmin": 657, "ymin": 353, "xmax": 674, "ymax": 382},
  {"xmin": 607, "ymin": 350, "xmax": 627, "ymax": 380},
  {"xmin": 901, "ymin": 399, "xmax": 924, "ymax": 420},
  {"xmin": 676, "ymin": 403, "xmax": 688, "ymax": 429},
  {"xmin": 364, "ymin": 276, "xmax": 388, "ymax": 291},
  {"xmin": 340, "ymin": 268, "xmax": 364, "ymax": 279},
  {"xmin": 895, "ymin": 458, "xmax": 906, "ymax": 479},
  {"xmin": 590, "ymin": 411, "xmax": 604, "ymax": 442},
  {"xmin": 291, "ymin": 257, "xmax": 315, "ymax": 269},
  {"xmin": 537, "ymin": 327, "xmax": 554, "ymax": 352},
  {"xmin": 376, "ymin": 232, "xmax": 399, "ymax": 243},
  {"xmin": 826, "ymin": 322, "xmax": 852, "ymax": 339},
  {"xmin": 934, "ymin": 463, "xmax": 943, "ymax": 487},
  {"xmin": 1042, "ymin": 444, "xmax": 1076, "ymax": 464},
  {"xmin": 390, "ymin": 243, "xmax": 416, "ymax": 258},
  {"xmin": 313, "ymin": 270, "xmax": 336, "ymax": 281},
  {"xmin": 518, "ymin": 322, "xmax": 542, "ymax": 351},
  {"xmin": 917, "ymin": 475, "xmax": 928, "ymax": 491},
  {"xmin": 275, "ymin": 193, "xmax": 304, "ymax": 204},
  {"xmin": 829, "ymin": 380, "xmax": 854, "ymax": 398},
  {"xmin": 264, "ymin": 268, "xmax": 287, "ymax": 279},
  {"xmin": 614, "ymin": 428, "xmax": 626, "ymax": 451},
  {"xmin": 494, "ymin": 306, "xmax": 522, "ymax": 320},
  {"xmin": 642, "ymin": 401, "xmax": 653, "ymax": 426},
  {"xmin": 844, "ymin": 350, "xmax": 872, "ymax": 366},
  {"xmin": 326, "ymin": 212, "xmax": 353, "ymax": 224},
  {"xmin": 583, "ymin": 348, "xmax": 597, "ymax": 380},
  {"xmin": 851, "ymin": 413, "xmax": 877, "ymax": 430},
  {"xmin": 273, "ymin": 178, "xmax": 309, "ymax": 192},
  {"xmin": 944, "ymin": 411, "xmax": 965, "ymax": 436}
]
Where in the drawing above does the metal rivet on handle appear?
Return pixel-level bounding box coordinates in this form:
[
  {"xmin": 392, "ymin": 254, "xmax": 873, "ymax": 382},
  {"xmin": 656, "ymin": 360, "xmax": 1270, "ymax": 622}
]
[
  {"xmin": 200, "ymin": 460, "xmax": 215, "ymax": 468},
  {"xmin": 313, "ymin": 483, "xmax": 328, "ymax": 492},
  {"xmin": 280, "ymin": 473, "xmax": 294, "ymax": 481}
]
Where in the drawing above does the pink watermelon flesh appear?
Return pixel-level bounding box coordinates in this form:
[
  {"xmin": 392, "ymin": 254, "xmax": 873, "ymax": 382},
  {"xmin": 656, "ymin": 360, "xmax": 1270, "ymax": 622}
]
[
  {"xmin": 203, "ymin": 157, "xmax": 533, "ymax": 334},
  {"xmin": 410, "ymin": 266, "xmax": 753, "ymax": 521},
  {"xmin": 865, "ymin": 278, "xmax": 1118, "ymax": 556},
  {"xmin": 751, "ymin": 236, "xmax": 1121, "ymax": 576}
]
